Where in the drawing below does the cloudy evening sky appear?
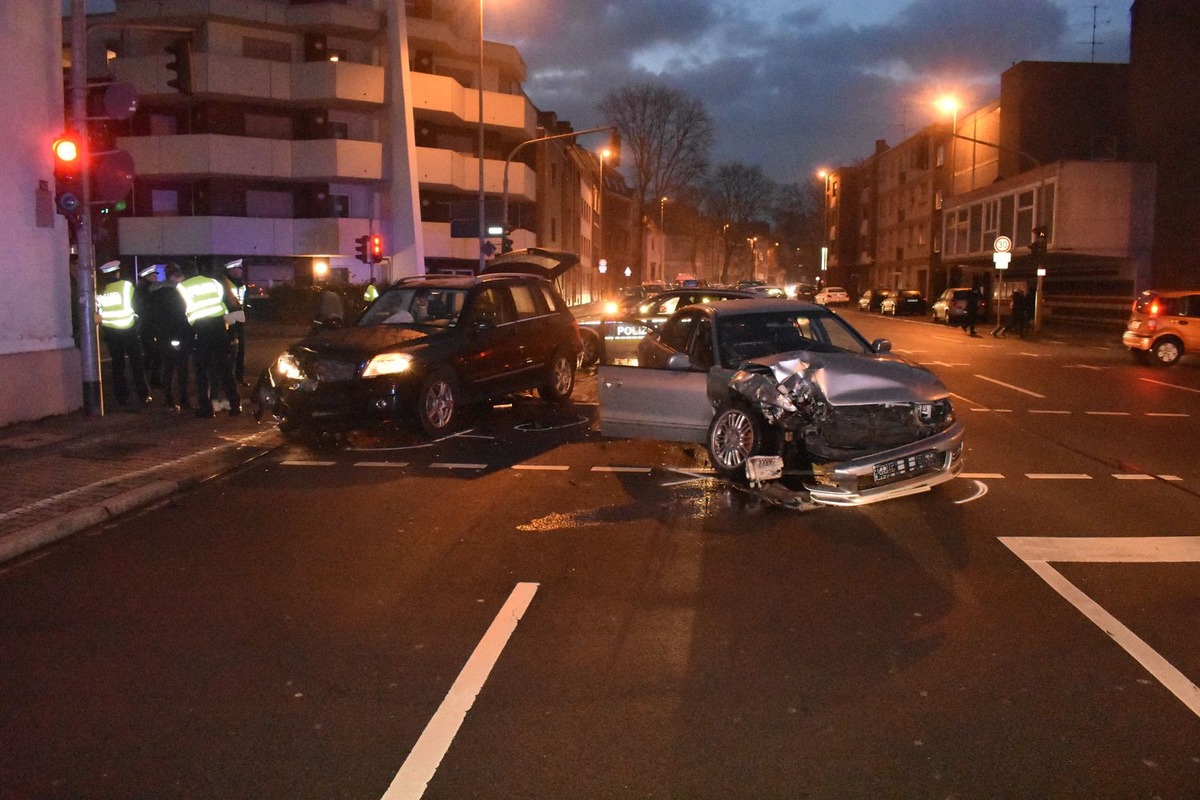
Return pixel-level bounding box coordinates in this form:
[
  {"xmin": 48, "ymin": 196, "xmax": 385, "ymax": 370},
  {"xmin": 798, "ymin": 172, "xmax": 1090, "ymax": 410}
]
[{"xmin": 489, "ymin": 0, "xmax": 1132, "ymax": 184}]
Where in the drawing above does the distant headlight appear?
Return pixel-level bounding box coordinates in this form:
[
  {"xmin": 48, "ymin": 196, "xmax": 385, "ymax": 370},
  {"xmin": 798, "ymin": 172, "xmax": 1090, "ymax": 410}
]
[
  {"xmin": 276, "ymin": 353, "xmax": 303, "ymax": 380},
  {"xmin": 362, "ymin": 352, "xmax": 414, "ymax": 378},
  {"xmin": 603, "ymin": 301, "xmax": 620, "ymax": 315}
]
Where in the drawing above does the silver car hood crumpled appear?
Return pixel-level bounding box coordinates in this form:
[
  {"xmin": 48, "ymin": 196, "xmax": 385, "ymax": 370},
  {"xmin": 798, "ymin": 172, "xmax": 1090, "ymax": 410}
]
[{"xmin": 745, "ymin": 350, "xmax": 949, "ymax": 406}]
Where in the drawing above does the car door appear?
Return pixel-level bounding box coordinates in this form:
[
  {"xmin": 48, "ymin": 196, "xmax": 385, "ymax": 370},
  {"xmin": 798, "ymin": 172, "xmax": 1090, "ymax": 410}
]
[
  {"xmin": 599, "ymin": 310, "xmax": 717, "ymax": 443},
  {"xmin": 457, "ymin": 285, "xmax": 520, "ymax": 393}
]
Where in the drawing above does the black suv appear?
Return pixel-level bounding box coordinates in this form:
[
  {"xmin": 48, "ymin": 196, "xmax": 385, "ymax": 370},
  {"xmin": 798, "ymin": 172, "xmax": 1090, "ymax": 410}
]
[{"xmin": 258, "ymin": 249, "xmax": 581, "ymax": 436}]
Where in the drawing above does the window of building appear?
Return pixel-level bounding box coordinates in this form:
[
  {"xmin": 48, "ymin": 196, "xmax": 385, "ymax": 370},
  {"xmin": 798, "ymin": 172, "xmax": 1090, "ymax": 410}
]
[
  {"xmin": 935, "ymin": 143, "xmax": 945, "ymax": 167},
  {"xmin": 245, "ymin": 113, "xmax": 293, "ymax": 140},
  {"xmin": 1015, "ymin": 190, "xmax": 1035, "ymax": 247},
  {"xmin": 151, "ymin": 189, "xmax": 179, "ymax": 216},
  {"xmin": 246, "ymin": 189, "xmax": 294, "ymax": 218}
]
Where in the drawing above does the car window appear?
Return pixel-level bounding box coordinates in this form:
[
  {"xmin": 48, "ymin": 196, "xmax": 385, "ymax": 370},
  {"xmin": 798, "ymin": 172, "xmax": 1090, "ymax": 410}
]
[
  {"xmin": 510, "ymin": 283, "xmax": 540, "ymax": 319},
  {"xmin": 655, "ymin": 296, "xmax": 681, "ymax": 315},
  {"xmin": 538, "ymin": 284, "xmax": 564, "ymax": 313},
  {"xmin": 1183, "ymin": 295, "xmax": 1200, "ymax": 317},
  {"xmin": 470, "ymin": 286, "xmax": 515, "ymax": 325},
  {"xmin": 358, "ymin": 287, "xmax": 467, "ymax": 327},
  {"xmin": 659, "ymin": 310, "xmax": 700, "ymax": 352},
  {"xmin": 691, "ymin": 317, "xmax": 715, "ymax": 370},
  {"xmin": 716, "ymin": 311, "xmax": 870, "ymax": 368}
]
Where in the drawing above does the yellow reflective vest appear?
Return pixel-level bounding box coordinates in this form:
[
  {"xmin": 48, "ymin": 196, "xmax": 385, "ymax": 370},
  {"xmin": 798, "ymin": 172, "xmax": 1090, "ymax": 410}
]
[
  {"xmin": 178, "ymin": 275, "xmax": 228, "ymax": 325},
  {"xmin": 364, "ymin": 284, "xmax": 379, "ymax": 302},
  {"xmin": 97, "ymin": 279, "xmax": 136, "ymax": 330}
]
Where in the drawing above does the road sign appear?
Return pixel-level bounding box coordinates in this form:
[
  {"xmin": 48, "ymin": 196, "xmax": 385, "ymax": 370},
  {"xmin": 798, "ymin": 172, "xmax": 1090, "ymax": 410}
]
[
  {"xmin": 993, "ymin": 251, "xmax": 1011, "ymax": 270},
  {"xmin": 994, "ymin": 235, "xmax": 1013, "ymax": 253}
]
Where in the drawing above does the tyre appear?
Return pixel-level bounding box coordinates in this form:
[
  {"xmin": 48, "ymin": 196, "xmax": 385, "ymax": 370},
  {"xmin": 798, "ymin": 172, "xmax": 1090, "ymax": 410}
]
[
  {"xmin": 538, "ymin": 349, "xmax": 576, "ymax": 402},
  {"xmin": 579, "ymin": 330, "xmax": 602, "ymax": 368},
  {"xmin": 416, "ymin": 367, "xmax": 460, "ymax": 436},
  {"xmin": 1150, "ymin": 337, "xmax": 1183, "ymax": 366},
  {"xmin": 706, "ymin": 402, "xmax": 767, "ymax": 478}
]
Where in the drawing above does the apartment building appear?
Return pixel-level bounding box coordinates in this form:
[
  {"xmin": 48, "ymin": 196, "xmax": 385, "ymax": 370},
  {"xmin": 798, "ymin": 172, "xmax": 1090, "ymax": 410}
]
[{"xmin": 93, "ymin": 0, "xmax": 546, "ymax": 285}]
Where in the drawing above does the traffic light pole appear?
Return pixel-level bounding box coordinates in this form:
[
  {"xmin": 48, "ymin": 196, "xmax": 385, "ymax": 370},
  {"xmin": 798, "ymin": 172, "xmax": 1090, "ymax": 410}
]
[{"xmin": 71, "ymin": 0, "xmax": 102, "ymax": 415}]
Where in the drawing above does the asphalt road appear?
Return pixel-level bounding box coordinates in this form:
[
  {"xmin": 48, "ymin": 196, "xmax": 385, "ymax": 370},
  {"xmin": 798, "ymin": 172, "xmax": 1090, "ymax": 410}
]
[{"xmin": 2, "ymin": 311, "xmax": 1199, "ymax": 798}]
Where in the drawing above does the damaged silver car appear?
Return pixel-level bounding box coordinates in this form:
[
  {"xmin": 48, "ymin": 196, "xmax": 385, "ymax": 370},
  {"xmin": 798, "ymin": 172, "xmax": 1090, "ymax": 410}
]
[{"xmin": 598, "ymin": 299, "xmax": 965, "ymax": 507}]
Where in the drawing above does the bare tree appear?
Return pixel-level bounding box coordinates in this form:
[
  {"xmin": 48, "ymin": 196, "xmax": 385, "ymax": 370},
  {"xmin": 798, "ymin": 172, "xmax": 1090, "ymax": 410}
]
[
  {"xmin": 600, "ymin": 82, "xmax": 713, "ymax": 282},
  {"xmin": 770, "ymin": 181, "xmax": 824, "ymax": 285},
  {"xmin": 702, "ymin": 163, "xmax": 778, "ymax": 284}
]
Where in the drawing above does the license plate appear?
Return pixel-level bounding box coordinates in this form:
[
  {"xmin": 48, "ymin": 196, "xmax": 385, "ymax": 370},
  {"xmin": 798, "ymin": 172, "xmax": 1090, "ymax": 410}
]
[{"xmin": 873, "ymin": 450, "xmax": 942, "ymax": 484}]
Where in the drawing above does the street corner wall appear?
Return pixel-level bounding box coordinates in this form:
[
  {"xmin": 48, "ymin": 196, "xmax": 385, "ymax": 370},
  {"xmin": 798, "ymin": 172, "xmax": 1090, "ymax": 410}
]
[{"xmin": 0, "ymin": 348, "xmax": 83, "ymax": 427}]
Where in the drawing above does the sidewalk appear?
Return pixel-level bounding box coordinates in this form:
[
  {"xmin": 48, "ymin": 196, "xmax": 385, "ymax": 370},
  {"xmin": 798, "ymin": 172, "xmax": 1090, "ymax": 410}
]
[{"xmin": 0, "ymin": 324, "xmax": 306, "ymax": 566}]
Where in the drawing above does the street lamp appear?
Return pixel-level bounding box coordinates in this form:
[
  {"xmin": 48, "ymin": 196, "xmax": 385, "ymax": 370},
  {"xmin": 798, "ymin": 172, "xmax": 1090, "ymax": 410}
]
[
  {"xmin": 597, "ymin": 148, "xmax": 609, "ymax": 300},
  {"xmin": 477, "ymin": 0, "xmax": 486, "ymax": 272},
  {"xmin": 934, "ymin": 95, "xmax": 960, "ymax": 193},
  {"xmin": 817, "ymin": 168, "xmax": 831, "ymax": 276}
]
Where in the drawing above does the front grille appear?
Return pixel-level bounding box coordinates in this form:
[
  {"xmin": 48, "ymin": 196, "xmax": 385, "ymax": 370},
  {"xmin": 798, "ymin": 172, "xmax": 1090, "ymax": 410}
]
[
  {"xmin": 815, "ymin": 400, "xmax": 952, "ymax": 452},
  {"xmin": 313, "ymin": 357, "xmax": 359, "ymax": 382}
]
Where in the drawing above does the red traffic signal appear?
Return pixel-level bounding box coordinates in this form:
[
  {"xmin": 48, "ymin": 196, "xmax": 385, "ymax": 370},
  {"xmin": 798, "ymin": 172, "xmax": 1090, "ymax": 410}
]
[
  {"xmin": 369, "ymin": 234, "xmax": 383, "ymax": 263},
  {"xmin": 52, "ymin": 132, "xmax": 84, "ymax": 216}
]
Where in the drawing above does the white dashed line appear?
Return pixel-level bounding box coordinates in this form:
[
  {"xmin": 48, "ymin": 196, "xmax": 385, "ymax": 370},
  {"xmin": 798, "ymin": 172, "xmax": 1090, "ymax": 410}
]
[
  {"xmin": 1146, "ymin": 412, "xmax": 1190, "ymax": 418},
  {"xmin": 1139, "ymin": 377, "xmax": 1200, "ymax": 394},
  {"xmin": 353, "ymin": 461, "xmax": 410, "ymax": 468},
  {"xmin": 1085, "ymin": 411, "xmax": 1130, "ymax": 416},
  {"xmin": 280, "ymin": 460, "xmax": 337, "ymax": 466},
  {"xmin": 974, "ymin": 374, "xmax": 1047, "ymax": 398},
  {"xmin": 960, "ymin": 472, "xmax": 1005, "ymax": 479},
  {"xmin": 511, "ymin": 464, "xmax": 571, "ymax": 471},
  {"xmin": 591, "ymin": 466, "xmax": 653, "ymax": 473},
  {"xmin": 429, "ymin": 462, "xmax": 487, "ymax": 470},
  {"xmin": 1030, "ymin": 409, "xmax": 1072, "ymax": 414},
  {"xmin": 1026, "ymin": 473, "xmax": 1092, "ymax": 480}
]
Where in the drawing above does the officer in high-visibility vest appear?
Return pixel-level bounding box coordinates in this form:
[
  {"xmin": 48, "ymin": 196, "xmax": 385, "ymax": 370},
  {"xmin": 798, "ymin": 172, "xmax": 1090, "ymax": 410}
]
[
  {"xmin": 363, "ymin": 281, "xmax": 379, "ymax": 303},
  {"xmin": 178, "ymin": 263, "xmax": 240, "ymax": 417},
  {"xmin": 222, "ymin": 258, "xmax": 249, "ymax": 385},
  {"xmin": 96, "ymin": 260, "xmax": 151, "ymax": 406}
]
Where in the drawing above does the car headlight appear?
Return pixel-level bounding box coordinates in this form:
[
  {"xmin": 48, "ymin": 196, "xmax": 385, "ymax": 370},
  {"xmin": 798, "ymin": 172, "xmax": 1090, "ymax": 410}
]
[
  {"xmin": 362, "ymin": 352, "xmax": 414, "ymax": 378},
  {"xmin": 276, "ymin": 353, "xmax": 303, "ymax": 380},
  {"xmin": 603, "ymin": 301, "xmax": 620, "ymax": 315}
]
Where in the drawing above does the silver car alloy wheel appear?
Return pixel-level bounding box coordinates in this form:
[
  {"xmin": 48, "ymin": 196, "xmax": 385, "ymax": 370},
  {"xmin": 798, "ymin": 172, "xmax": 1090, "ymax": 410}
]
[
  {"xmin": 1154, "ymin": 339, "xmax": 1181, "ymax": 365},
  {"xmin": 710, "ymin": 406, "xmax": 756, "ymax": 469},
  {"xmin": 551, "ymin": 355, "xmax": 573, "ymax": 394},
  {"xmin": 423, "ymin": 379, "xmax": 455, "ymax": 429}
]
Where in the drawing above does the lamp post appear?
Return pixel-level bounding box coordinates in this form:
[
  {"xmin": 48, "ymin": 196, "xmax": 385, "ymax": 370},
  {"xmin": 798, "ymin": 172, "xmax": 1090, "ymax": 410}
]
[
  {"xmin": 477, "ymin": 0, "xmax": 486, "ymax": 272},
  {"xmin": 817, "ymin": 169, "xmax": 830, "ymax": 279},
  {"xmin": 598, "ymin": 148, "xmax": 609, "ymax": 299}
]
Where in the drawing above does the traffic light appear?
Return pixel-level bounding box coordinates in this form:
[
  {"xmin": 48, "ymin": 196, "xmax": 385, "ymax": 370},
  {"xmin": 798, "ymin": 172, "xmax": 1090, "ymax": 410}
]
[
  {"xmin": 501, "ymin": 229, "xmax": 514, "ymax": 254},
  {"xmin": 608, "ymin": 130, "xmax": 621, "ymax": 167},
  {"xmin": 165, "ymin": 38, "xmax": 194, "ymax": 95},
  {"xmin": 1030, "ymin": 225, "xmax": 1048, "ymax": 259},
  {"xmin": 354, "ymin": 234, "xmax": 370, "ymax": 264},
  {"xmin": 52, "ymin": 132, "xmax": 84, "ymax": 216},
  {"xmin": 369, "ymin": 234, "xmax": 383, "ymax": 264}
]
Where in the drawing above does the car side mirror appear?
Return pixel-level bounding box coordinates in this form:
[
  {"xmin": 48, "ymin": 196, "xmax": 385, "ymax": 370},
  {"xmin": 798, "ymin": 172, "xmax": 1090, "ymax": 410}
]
[
  {"xmin": 665, "ymin": 352, "xmax": 695, "ymax": 371},
  {"xmin": 871, "ymin": 338, "xmax": 892, "ymax": 354}
]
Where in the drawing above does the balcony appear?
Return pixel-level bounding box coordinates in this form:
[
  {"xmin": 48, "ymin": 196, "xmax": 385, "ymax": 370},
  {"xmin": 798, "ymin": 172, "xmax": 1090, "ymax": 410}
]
[
  {"xmin": 415, "ymin": 146, "xmax": 535, "ymax": 200},
  {"xmin": 118, "ymin": 215, "xmax": 371, "ymax": 258},
  {"xmin": 410, "ymin": 72, "xmax": 537, "ymax": 138},
  {"xmin": 113, "ymin": 0, "xmax": 380, "ymax": 35},
  {"xmin": 110, "ymin": 53, "xmax": 385, "ymax": 107},
  {"xmin": 117, "ymin": 134, "xmax": 383, "ymax": 181}
]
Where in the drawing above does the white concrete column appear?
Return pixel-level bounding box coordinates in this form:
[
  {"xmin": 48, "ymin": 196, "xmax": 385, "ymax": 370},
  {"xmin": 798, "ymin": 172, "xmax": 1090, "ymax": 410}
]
[{"xmin": 381, "ymin": 0, "xmax": 425, "ymax": 279}]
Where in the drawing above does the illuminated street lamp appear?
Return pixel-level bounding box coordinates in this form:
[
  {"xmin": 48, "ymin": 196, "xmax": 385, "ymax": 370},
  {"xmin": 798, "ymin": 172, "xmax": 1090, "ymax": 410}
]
[{"xmin": 817, "ymin": 168, "xmax": 831, "ymax": 276}]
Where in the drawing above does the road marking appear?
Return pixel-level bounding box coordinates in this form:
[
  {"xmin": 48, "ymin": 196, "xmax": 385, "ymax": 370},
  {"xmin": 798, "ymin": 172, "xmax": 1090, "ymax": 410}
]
[
  {"xmin": 1026, "ymin": 473, "xmax": 1092, "ymax": 480},
  {"xmin": 1146, "ymin": 412, "xmax": 1190, "ymax": 418},
  {"xmin": 973, "ymin": 374, "xmax": 1046, "ymax": 398},
  {"xmin": 1085, "ymin": 411, "xmax": 1130, "ymax": 416},
  {"xmin": 969, "ymin": 408, "xmax": 1013, "ymax": 413},
  {"xmin": 1140, "ymin": 377, "xmax": 1200, "ymax": 395},
  {"xmin": 960, "ymin": 472, "xmax": 1005, "ymax": 479},
  {"xmin": 1112, "ymin": 473, "xmax": 1154, "ymax": 480},
  {"xmin": 591, "ymin": 466, "xmax": 652, "ymax": 473},
  {"xmin": 1030, "ymin": 409, "xmax": 1071, "ymax": 414},
  {"xmin": 999, "ymin": 536, "xmax": 1200, "ymax": 719},
  {"xmin": 281, "ymin": 460, "xmax": 336, "ymax": 466},
  {"xmin": 430, "ymin": 462, "xmax": 487, "ymax": 470},
  {"xmin": 661, "ymin": 467, "xmax": 717, "ymax": 486},
  {"xmin": 353, "ymin": 461, "xmax": 410, "ymax": 468},
  {"xmin": 511, "ymin": 464, "xmax": 570, "ymax": 471},
  {"xmin": 954, "ymin": 480, "xmax": 989, "ymax": 504},
  {"xmin": 1064, "ymin": 364, "xmax": 1106, "ymax": 370},
  {"xmin": 381, "ymin": 583, "xmax": 539, "ymax": 800}
]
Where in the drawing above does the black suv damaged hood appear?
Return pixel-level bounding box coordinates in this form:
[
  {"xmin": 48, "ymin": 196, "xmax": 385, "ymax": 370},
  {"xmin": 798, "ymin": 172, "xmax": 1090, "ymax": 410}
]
[
  {"xmin": 297, "ymin": 324, "xmax": 437, "ymax": 357},
  {"xmin": 481, "ymin": 248, "xmax": 579, "ymax": 279},
  {"xmin": 747, "ymin": 350, "xmax": 949, "ymax": 405}
]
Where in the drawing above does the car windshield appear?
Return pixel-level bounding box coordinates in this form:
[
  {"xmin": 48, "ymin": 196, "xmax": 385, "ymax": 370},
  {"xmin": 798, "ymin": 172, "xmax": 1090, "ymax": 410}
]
[
  {"xmin": 716, "ymin": 310, "xmax": 871, "ymax": 368},
  {"xmin": 357, "ymin": 286, "xmax": 468, "ymax": 328}
]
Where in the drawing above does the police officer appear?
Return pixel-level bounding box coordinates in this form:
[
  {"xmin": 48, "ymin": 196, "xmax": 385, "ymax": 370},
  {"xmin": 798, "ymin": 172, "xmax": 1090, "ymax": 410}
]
[
  {"xmin": 363, "ymin": 281, "xmax": 379, "ymax": 303},
  {"xmin": 96, "ymin": 259, "xmax": 151, "ymax": 406},
  {"xmin": 222, "ymin": 258, "xmax": 248, "ymax": 385},
  {"xmin": 134, "ymin": 264, "xmax": 164, "ymax": 389},
  {"xmin": 179, "ymin": 263, "xmax": 240, "ymax": 417},
  {"xmin": 149, "ymin": 263, "xmax": 193, "ymax": 411}
]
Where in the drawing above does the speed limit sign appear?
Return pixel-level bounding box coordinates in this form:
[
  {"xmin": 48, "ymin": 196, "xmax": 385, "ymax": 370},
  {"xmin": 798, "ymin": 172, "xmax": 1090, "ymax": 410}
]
[{"xmin": 993, "ymin": 236, "xmax": 1013, "ymax": 253}]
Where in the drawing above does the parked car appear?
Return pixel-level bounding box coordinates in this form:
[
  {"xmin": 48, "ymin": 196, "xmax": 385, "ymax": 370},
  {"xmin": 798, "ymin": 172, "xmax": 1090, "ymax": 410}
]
[
  {"xmin": 881, "ymin": 289, "xmax": 927, "ymax": 316},
  {"xmin": 791, "ymin": 283, "xmax": 817, "ymax": 302},
  {"xmin": 256, "ymin": 248, "xmax": 581, "ymax": 437},
  {"xmin": 576, "ymin": 287, "xmax": 757, "ymax": 366},
  {"xmin": 746, "ymin": 285, "xmax": 790, "ymax": 299},
  {"xmin": 815, "ymin": 286, "xmax": 850, "ymax": 306},
  {"xmin": 931, "ymin": 287, "xmax": 985, "ymax": 325},
  {"xmin": 858, "ymin": 289, "xmax": 886, "ymax": 312},
  {"xmin": 1122, "ymin": 289, "xmax": 1200, "ymax": 366},
  {"xmin": 598, "ymin": 299, "xmax": 965, "ymax": 507}
]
